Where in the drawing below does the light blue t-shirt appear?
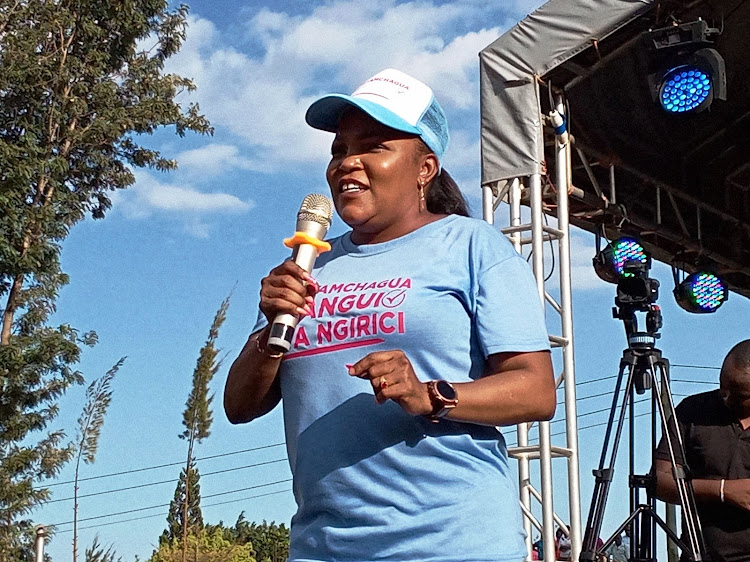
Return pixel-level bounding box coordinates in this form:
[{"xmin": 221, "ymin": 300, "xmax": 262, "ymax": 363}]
[{"xmin": 254, "ymin": 215, "xmax": 550, "ymax": 561}]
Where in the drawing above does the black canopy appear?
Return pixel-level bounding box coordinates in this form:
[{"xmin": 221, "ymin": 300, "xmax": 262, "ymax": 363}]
[{"xmin": 481, "ymin": 0, "xmax": 750, "ymax": 298}]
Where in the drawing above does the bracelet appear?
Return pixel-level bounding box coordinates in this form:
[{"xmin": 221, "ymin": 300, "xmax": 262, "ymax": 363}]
[
  {"xmin": 720, "ymin": 479, "xmax": 725, "ymax": 503},
  {"xmin": 255, "ymin": 333, "xmax": 283, "ymax": 359}
]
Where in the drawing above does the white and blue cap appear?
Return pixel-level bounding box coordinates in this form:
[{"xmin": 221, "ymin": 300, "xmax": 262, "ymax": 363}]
[{"xmin": 305, "ymin": 68, "xmax": 449, "ymax": 159}]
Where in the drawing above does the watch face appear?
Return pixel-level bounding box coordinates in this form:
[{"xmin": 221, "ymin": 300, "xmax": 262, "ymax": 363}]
[{"xmin": 436, "ymin": 380, "xmax": 457, "ymax": 401}]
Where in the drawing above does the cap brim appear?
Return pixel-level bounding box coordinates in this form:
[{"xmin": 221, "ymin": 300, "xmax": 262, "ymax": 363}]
[{"xmin": 305, "ymin": 94, "xmax": 422, "ymax": 137}]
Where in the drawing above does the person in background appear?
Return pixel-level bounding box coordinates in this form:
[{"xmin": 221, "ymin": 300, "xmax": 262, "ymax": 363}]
[
  {"xmin": 621, "ymin": 527, "xmax": 631, "ymax": 555},
  {"xmin": 655, "ymin": 339, "xmax": 750, "ymax": 562},
  {"xmin": 604, "ymin": 534, "xmax": 629, "ymax": 562},
  {"xmin": 532, "ymin": 536, "xmax": 544, "ymax": 560},
  {"xmin": 224, "ymin": 68, "xmax": 556, "ymax": 561},
  {"xmin": 556, "ymin": 527, "xmax": 572, "ymax": 561}
]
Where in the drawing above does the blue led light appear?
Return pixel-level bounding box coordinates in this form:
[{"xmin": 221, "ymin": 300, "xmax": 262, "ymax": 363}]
[
  {"xmin": 611, "ymin": 239, "xmax": 648, "ymax": 277},
  {"xmin": 593, "ymin": 237, "xmax": 651, "ymax": 284},
  {"xmin": 659, "ymin": 66, "xmax": 712, "ymax": 113},
  {"xmin": 674, "ymin": 271, "xmax": 728, "ymax": 313},
  {"xmin": 685, "ymin": 272, "xmax": 727, "ymax": 311}
]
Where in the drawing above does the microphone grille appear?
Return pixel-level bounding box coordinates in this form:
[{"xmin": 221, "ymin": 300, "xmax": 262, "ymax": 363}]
[{"xmin": 299, "ymin": 193, "xmax": 333, "ymax": 228}]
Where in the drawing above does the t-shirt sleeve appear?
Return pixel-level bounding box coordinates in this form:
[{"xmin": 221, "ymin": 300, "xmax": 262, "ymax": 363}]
[
  {"xmin": 655, "ymin": 401, "xmax": 687, "ymax": 465},
  {"xmin": 251, "ymin": 308, "xmax": 268, "ymax": 335},
  {"xmin": 475, "ymin": 253, "xmax": 551, "ymax": 357}
]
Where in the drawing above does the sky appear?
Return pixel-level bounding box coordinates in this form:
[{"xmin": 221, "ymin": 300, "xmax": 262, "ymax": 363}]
[{"xmin": 29, "ymin": 0, "xmax": 750, "ymax": 560}]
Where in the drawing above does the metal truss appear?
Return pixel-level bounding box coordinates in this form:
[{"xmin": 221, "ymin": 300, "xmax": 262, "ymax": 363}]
[{"xmin": 481, "ymin": 97, "xmax": 582, "ymax": 562}]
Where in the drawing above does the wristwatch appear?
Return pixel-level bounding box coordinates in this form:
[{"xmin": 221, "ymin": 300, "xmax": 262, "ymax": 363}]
[{"xmin": 426, "ymin": 380, "xmax": 458, "ymax": 422}]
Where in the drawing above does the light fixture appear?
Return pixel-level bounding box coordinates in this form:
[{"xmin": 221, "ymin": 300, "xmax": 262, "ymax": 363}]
[
  {"xmin": 646, "ymin": 20, "xmax": 726, "ymax": 114},
  {"xmin": 673, "ymin": 270, "xmax": 728, "ymax": 313},
  {"xmin": 659, "ymin": 64, "xmax": 711, "ymax": 113},
  {"xmin": 593, "ymin": 237, "xmax": 651, "ymax": 284}
]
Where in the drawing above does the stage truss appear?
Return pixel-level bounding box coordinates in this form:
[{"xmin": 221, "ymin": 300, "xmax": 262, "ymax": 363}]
[{"xmin": 480, "ymin": 0, "xmax": 749, "ymax": 561}]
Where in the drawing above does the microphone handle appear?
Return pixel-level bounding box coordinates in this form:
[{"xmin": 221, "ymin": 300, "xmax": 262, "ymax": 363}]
[{"xmin": 267, "ymin": 242, "xmax": 318, "ymax": 353}]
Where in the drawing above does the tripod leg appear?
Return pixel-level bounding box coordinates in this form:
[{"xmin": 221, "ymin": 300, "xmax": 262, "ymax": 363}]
[
  {"xmin": 650, "ymin": 357, "xmax": 705, "ymax": 561},
  {"xmin": 581, "ymin": 356, "xmax": 637, "ymax": 561}
]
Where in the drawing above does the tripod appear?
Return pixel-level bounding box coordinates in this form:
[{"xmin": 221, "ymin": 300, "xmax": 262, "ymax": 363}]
[{"xmin": 580, "ymin": 305, "xmax": 705, "ymax": 562}]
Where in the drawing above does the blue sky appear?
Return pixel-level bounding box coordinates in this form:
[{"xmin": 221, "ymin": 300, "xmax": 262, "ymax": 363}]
[{"xmin": 31, "ymin": 0, "xmax": 749, "ymax": 560}]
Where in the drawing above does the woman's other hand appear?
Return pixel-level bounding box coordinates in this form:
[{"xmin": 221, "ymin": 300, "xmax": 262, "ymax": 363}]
[
  {"xmin": 349, "ymin": 349, "xmax": 555, "ymax": 426},
  {"xmin": 348, "ymin": 350, "xmax": 432, "ymax": 416}
]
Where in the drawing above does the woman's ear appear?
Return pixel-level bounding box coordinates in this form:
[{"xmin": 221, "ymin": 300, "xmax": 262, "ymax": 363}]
[{"xmin": 419, "ymin": 153, "xmax": 440, "ymax": 186}]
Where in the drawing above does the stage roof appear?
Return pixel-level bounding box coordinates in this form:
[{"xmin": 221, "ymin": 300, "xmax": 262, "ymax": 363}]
[{"xmin": 480, "ymin": 0, "xmax": 750, "ymax": 299}]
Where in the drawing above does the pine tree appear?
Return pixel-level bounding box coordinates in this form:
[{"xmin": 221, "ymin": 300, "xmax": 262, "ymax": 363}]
[
  {"xmin": 161, "ymin": 460, "xmax": 203, "ymax": 546},
  {"xmin": 162, "ymin": 296, "xmax": 229, "ymax": 561},
  {"xmin": 0, "ymin": 0, "xmax": 210, "ymax": 556}
]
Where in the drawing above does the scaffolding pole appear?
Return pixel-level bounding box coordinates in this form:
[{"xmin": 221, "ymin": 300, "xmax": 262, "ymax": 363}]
[{"xmin": 482, "ymin": 95, "xmax": 581, "ymax": 562}]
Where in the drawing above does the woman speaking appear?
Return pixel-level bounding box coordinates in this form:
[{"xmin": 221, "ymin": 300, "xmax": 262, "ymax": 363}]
[{"xmin": 224, "ymin": 68, "xmax": 556, "ymax": 562}]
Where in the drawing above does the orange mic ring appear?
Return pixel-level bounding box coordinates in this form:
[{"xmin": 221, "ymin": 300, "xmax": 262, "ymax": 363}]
[{"xmin": 283, "ymin": 231, "xmax": 332, "ymax": 253}]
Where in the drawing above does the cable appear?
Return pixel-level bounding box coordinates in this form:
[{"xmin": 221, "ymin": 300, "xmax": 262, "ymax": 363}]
[
  {"xmin": 552, "ymin": 410, "xmax": 652, "ymax": 439},
  {"xmin": 53, "ymin": 488, "xmax": 293, "ymax": 534},
  {"xmin": 509, "ymin": 408, "xmax": 653, "ymax": 448},
  {"xmin": 46, "ymin": 442, "xmax": 286, "ymax": 487},
  {"xmin": 543, "ymin": 212, "xmax": 556, "ymax": 283},
  {"xmin": 50, "ymin": 478, "xmax": 293, "ymax": 527},
  {"xmin": 671, "ymin": 364, "xmax": 720, "ymax": 370},
  {"xmin": 47, "ymin": 458, "xmax": 288, "ymax": 504},
  {"xmin": 575, "ymin": 375, "xmax": 617, "ymax": 387},
  {"xmin": 509, "ymin": 395, "xmax": 653, "ymax": 447},
  {"xmin": 46, "ymin": 377, "xmax": 621, "ymax": 490}
]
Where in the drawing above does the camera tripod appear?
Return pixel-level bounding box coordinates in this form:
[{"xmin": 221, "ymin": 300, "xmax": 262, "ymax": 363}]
[{"xmin": 580, "ymin": 309, "xmax": 705, "ymax": 562}]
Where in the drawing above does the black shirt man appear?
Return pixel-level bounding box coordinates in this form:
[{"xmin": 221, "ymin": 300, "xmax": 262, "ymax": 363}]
[{"xmin": 655, "ymin": 339, "xmax": 750, "ymax": 562}]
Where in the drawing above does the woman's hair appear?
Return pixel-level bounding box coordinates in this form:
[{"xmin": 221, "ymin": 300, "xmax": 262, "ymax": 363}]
[{"xmin": 416, "ymin": 140, "xmax": 470, "ymax": 217}]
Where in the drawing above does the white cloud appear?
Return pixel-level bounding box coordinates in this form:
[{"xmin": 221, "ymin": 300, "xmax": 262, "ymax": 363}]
[
  {"xmin": 165, "ymin": 1, "xmax": 531, "ymax": 173},
  {"xmin": 568, "ymin": 230, "xmax": 610, "ymax": 291},
  {"xmin": 176, "ymin": 144, "xmax": 261, "ymax": 175},
  {"xmin": 138, "ymin": 182, "xmax": 249, "ymax": 213},
  {"xmin": 114, "ymin": 171, "xmax": 253, "ymax": 236}
]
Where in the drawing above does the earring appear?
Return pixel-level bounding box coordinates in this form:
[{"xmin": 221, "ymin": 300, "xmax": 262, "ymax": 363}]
[{"xmin": 418, "ymin": 179, "xmax": 426, "ymax": 212}]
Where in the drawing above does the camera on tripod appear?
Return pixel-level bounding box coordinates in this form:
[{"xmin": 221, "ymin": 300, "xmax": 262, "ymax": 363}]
[
  {"xmin": 612, "ymin": 259, "xmax": 663, "ymax": 344},
  {"xmin": 584, "ymin": 236, "xmax": 705, "ymax": 562},
  {"xmin": 615, "ymin": 260, "xmax": 659, "ymax": 310}
]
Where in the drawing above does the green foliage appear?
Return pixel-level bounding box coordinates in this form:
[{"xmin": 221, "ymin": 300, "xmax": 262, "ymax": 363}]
[
  {"xmin": 161, "ymin": 458, "xmax": 204, "ymax": 545},
  {"xmin": 149, "ymin": 527, "xmax": 256, "ymax": 562},
  {"xmin": 181, "ymin": 296, "xmax": 230, "ymax": 444},
  {"xmin": 76, "ymin": 358, "xmax": 126, "ymax": 465},
  {"xmin": 0, "ymin": 0, "xmax": 210, "ymax": 556},
  {"xmin": 84, "ymin": 535, "xmax": 121, "ymax": 562},
  {"xmin": 222, "ymin": 515, "xmax": 290, "ymax": 562},
  {"xmin": 161, "ymin": 296, "xmax": 230, "ymax": 557},
  {"xmin": 0, "ymin": 525, "xmax": 51, "ymax": 562},
  {"xmin": 73, "ymin": 357, "xmax": 126, "ymax": 561}
]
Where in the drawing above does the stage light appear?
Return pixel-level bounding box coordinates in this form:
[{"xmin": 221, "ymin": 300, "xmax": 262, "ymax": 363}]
[
  {"xmin": 593, "ymin": 237, "xmax": 651, "ymax": 284},
  {"xmin": 646, "ymin": 20, "xmax": 726, "ymax": 114},
  {"xmin": 673, "ymin": 271, "xmax": 728, "ymax": 313},
  {"xmin": 659, "ymin": 66, "xmax": 711, "ymax": 113}
]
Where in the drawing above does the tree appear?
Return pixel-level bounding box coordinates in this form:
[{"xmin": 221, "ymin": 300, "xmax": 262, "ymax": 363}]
[
  {"xmin": 72, "ymin": 357, "xmax": 126, "ymax": 562},
  {"xmin": 161, "ymin": 459, "xmax": 203, "ymax": 547},
  {"xmin": 1, "ymin": 525, "xmax": 51, "ymax": 562},
  {"xmin": 229, "ymin": 515, "xmax": 289, "ymax": 562},
  {"xmin": 149, "ymin": 527, "xmax": 255, "ymax": 562},
  {"xmin": 0, "ymin": 0, "xmax": 210, "ymax": 556},
  {"xmin": 162, "ymin": 296, "xmax": 229, "ymax": 561}
]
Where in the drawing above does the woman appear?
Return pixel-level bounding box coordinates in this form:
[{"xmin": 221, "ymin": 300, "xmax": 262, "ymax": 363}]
[{"xmin": 224, "ymin": 68, "xmax": 555, "ymax": 561}]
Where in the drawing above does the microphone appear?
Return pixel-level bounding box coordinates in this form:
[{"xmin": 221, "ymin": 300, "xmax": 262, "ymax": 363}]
[{"xmin": 267, "ymin": 193, "xmax": 334, "ymax": 353}]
